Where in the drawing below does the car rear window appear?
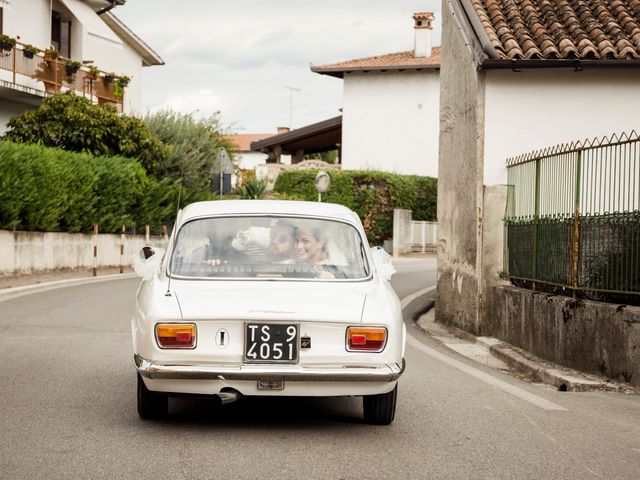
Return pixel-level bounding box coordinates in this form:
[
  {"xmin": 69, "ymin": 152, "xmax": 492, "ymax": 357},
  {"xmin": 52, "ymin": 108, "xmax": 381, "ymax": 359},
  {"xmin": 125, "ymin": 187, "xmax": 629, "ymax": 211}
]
[{"xmin": 170, "ymin": 216, "xmax": 370, "ymax": 280}]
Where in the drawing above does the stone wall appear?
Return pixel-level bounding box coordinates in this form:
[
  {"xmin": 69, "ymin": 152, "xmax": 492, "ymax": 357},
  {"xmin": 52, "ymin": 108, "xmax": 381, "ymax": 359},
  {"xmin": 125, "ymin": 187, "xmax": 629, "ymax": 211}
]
[{"xmin": 492, "ymin": 286, "xmax": 640, "ymax": 387}]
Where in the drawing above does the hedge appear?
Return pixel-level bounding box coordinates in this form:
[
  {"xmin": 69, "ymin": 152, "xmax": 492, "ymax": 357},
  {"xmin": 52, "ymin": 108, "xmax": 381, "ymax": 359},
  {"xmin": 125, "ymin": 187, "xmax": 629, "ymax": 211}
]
[
  {"xmin": 274, "ymin": 170, "xmax": 437, "ymax": 244},
  {"xmin": 0, "ymin": 141, "xmax": 437, "ymax": 242},
  {"xmin": 0, "ymin": 141, "xmax": 214, "ymax": 233}
]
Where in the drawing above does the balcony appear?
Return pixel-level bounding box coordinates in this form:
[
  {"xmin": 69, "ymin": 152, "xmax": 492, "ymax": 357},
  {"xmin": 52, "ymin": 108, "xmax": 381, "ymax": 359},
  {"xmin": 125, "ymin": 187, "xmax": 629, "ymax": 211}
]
[{"xmin": 0, "ymin": 41, "xmax": 124, "ymax": 111}]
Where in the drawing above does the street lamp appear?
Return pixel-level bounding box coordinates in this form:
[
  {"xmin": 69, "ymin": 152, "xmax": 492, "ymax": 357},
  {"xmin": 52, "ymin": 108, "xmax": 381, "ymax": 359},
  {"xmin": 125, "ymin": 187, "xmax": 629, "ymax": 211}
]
[{"xmin": 315, "ymin": 171, "xmax": 331, "ymax": 202}]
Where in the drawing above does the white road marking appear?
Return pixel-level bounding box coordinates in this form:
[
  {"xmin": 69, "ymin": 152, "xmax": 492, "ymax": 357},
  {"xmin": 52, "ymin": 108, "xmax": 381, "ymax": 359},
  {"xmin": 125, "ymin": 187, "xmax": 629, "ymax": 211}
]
[
  {"xmin": 400, "ymin": 285, "xmax": 436, "ymax": 310},
  {"xmin": 0, "ymin": 273, "xmax": 138, "ymax": 303},
  {"xmin": 406, "ymin": 335, "xmax": 567, "ymax": 411}
]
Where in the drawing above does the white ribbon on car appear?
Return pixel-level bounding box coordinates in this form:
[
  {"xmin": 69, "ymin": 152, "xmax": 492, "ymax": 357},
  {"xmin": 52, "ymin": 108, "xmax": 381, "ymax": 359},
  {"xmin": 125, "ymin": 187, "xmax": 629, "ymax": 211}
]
[
  {"xmin": 132, "ymin": 248, "xmax": 165, "ymax": 281},
  {"xmin": 370, "ymin": 246, "xmax": 396, "ymax": 281}
]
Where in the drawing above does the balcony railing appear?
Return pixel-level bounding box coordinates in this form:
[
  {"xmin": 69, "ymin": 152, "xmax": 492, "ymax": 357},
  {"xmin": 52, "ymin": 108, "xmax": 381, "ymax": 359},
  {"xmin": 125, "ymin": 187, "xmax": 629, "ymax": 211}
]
[{"xmin": 0, "ymin": 41, "xmax": 124, "ymax": 111}]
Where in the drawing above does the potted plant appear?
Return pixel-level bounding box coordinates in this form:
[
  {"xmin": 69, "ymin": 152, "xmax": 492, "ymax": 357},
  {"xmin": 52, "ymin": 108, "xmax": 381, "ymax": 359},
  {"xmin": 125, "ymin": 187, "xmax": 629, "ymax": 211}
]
[
  {"xmin": 85, "ymin": 65, "xmax": 100, "ymax": 81},
  {"xmin": 43, "ymin": 47, "xmax": 60, "ymax": 63},
  {"xmin": 117, "ymin": 75, "xmax": 131, "ymax": 88},
  {"xmin": 65, "ymin": 60, "xmax": 81, "ymax": 77},
  {"xmin": 112, "ymin": 75, "xmax": 131, "ymax": 99},
  {"xmin": 103, "ymin": 72, "xmax": 115, "ymax": 84},
  {"xmin": 22, "ymin": 44, "xmax": 39, "ymax": 59},
  {"xmin": 0, "ymin": 34, "xmax": 16, "ymax": 52}
]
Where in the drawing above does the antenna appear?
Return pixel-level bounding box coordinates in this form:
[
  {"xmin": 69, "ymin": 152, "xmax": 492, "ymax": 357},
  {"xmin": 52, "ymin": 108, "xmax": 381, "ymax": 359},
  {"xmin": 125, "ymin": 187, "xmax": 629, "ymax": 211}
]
[
  {"xmin": 284, "ymin": 86, "xmax": 301, "ymax": 128},
  {"xmin": 165, "ymin": 162, "xmax": 185, "ymax": 297}
]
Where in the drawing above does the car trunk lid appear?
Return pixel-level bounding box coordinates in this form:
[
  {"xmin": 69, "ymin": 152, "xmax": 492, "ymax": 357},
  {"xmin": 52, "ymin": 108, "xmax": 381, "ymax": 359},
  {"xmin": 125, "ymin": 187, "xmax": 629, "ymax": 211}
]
[{"xmin": 173, "ymin": 280, "xmax": 372, "ymax": 324}]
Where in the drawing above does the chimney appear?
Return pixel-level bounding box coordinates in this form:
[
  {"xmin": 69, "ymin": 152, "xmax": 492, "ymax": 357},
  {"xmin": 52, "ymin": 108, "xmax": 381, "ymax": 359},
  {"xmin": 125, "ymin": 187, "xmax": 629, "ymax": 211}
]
[
  {"xmin": 413, "ymin": 12, "xmax": 435, "ymax": 58},
  {"xmin": 277, "ymin": 127, "xmax": 290, "ymax": 134}
]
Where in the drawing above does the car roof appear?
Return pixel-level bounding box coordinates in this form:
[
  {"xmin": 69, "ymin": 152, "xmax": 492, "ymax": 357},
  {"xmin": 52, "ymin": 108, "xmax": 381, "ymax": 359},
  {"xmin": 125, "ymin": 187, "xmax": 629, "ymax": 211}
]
[{"xmin": 179, "ymin": 200, "xmax": 361, "ymax": 224}]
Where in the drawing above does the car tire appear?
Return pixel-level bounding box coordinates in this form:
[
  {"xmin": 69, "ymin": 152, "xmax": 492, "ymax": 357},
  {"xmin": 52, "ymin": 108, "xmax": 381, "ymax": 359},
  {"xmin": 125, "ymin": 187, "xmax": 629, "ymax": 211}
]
[
  {"xmin": 137, "ymin": 373, "xmax": 168, "ymax": 419},
  {"xmin": 363, "ymin": 384, "xmax": 397, "ymax": 425}
]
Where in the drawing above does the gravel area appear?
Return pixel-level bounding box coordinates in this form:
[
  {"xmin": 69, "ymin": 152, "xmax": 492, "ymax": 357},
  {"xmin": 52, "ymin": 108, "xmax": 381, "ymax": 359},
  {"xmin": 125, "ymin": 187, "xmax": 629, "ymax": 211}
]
[{"xmin": 0, "ymin": 266, "xmax": 134, "ymax": 290}]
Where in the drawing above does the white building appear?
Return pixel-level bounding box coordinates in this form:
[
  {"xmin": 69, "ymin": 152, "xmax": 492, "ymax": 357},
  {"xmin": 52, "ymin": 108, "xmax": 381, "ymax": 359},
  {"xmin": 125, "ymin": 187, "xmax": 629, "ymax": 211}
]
[
  {"xmin": 437, "ymin": 0, "xmax": 640, "ymax": 335},
  {"xmin": 0, "ymin": 0, "xmax": 163, "ymax": 131},
  {"xmin": 225, "ymin": 133, "xmax": 273, "ymax": 170},
  {"xmin": 311, "ymin": 12, "xmax": 440, "ymax": 177}
]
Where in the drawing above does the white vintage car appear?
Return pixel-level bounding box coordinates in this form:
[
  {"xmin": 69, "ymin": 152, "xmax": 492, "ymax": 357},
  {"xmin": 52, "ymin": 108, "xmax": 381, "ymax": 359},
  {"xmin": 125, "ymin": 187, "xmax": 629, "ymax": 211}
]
[{"xmin": 132, "ymin": 200, "xmax": 405, "ymax": 424}]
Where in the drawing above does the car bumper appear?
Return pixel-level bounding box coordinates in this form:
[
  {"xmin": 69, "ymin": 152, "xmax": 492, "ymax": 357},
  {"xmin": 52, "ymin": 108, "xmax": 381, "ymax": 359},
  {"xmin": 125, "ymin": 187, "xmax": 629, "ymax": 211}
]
[{"xmin": 134, "ymin": 354, "xmax": 405, "ymax": 383}]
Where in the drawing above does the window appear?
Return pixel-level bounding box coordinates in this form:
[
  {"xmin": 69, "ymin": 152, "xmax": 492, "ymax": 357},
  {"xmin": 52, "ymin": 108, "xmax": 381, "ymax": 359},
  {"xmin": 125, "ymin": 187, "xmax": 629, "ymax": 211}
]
[
  {"xmin": 51, "ymin": 10, "xmax": 71, "ymax": 58},
  {"xmin": 170, "ymin": 216, "xmax": 370, "ymax": 280}
]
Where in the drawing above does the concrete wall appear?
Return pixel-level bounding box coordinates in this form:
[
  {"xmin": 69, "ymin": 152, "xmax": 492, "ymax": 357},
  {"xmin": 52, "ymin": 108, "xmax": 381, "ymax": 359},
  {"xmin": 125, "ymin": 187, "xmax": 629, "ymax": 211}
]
[
  {"xmin": 392, "ymin": 209, "xmax": 412, "ymax": 257},
  {"xmin": 4, "ymin": 0, "xmax": 51, "ymax": 48},
  {"xmin": 480, "ymin": 185, "xmax": 510, "ymax": 331},
  {"xmin": 342, "ymin": 70, "xmax": 439, "ymax": 177},
  {"xmin": 436, "ymin": 2, "xmax": 485, "ymax": 334},
  {"xmin": 0, "ymin": 230, "xmax": 167, "ymax": 275},
  {"xmin": 0, "ymin": 97, "xmax": 36, "ymax": 134},
  {"xmin": 492, "ymin": 286, "xmax": 640, "ymax": 387},
  {"xmin": 484, "ymin": 68, "xmax": 640, "ymax": 186},
  {"xmin": 237, "ymin": 151, "xmax": 269, "ymax": 170}
]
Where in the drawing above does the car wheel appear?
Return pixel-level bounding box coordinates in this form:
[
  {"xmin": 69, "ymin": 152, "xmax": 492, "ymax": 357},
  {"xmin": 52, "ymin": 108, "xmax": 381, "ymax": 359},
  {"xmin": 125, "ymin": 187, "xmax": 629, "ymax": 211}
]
[
  {"xmin": 137, "ymin": 373, "xmax": 168, "ymax": 419},
  {"xmin": 363, "ymin": 384, "xmax": 397, "ymax": 425}
]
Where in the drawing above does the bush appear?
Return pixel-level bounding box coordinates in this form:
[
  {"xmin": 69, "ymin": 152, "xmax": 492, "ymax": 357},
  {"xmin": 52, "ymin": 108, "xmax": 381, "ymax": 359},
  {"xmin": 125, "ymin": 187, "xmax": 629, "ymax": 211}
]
[
  {"xmin": 236, "ymin": 177, "xmax": 267, "ymax": 199},
  {"xmin": 135, "ymin": 178, "xmax": 215, "ymax": 234},
  {"xmin": 3, "ymin": 92, "xmax": 169, "ymax": 175},
  {"xmin": 0, "ymin": 141, "xmax": 214, "ymax": 234},
  {"xmin": 274, "ymin": 170, "xmax": 437, "ymax": 244}
]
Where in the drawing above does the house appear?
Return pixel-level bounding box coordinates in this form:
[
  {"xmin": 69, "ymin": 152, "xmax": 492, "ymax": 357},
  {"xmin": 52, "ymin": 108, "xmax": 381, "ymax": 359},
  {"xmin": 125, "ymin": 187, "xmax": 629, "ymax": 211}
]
[
  {"xmin": 0, "ymin": 0, "xmax": 163, "ymax": 131},
  {"xmin": 225, "ymin": 133, "xmax": 276, "ymax": 171},
  {"xmin": 311, "ymin": 12, "xmax": 440, "ymax": 177},
  {"xmin": 437, "ymin": 0, "xmax": 640, "ymax": 382},
  {"xmin": 250, "ymin": 121, "xmax": 339, "ymax": 165},
  {"xmin": 249, "ymin": 121, "xmax": 340, "ymax": 190}
]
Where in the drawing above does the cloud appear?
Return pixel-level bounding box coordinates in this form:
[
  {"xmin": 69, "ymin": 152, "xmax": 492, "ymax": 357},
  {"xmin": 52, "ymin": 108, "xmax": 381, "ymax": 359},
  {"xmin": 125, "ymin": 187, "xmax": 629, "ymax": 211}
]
[
  {"xmin": 148, "ymin": 89, "xmax": 227, "ymax": 117},
  {"xmin": 117, "ymin": 0, "xmax": 442, "ymax": 132}
]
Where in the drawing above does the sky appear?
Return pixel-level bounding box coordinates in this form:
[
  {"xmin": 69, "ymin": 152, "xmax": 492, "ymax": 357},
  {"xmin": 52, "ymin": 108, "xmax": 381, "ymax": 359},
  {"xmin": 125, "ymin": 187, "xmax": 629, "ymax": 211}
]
[{"xmin": 116, "ymin": 0, "xmax": 442, "ymax": 134}]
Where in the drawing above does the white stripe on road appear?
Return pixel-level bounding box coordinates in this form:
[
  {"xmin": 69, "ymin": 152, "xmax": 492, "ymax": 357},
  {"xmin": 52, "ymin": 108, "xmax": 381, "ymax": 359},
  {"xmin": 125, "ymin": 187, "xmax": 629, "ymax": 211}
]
[
  {"xmin": 405, "ymin": 335, "xmax": 567, "ymax": 411},
  {"xmin": 400, "ymin": 288, "xmax": 566, "ymax": 411},
  {"xmin": 400, "ymin": 285, "xmax": 436, "ymax": 310},
  {"xmin": 0, "ymin": 273, "xmax": 137, "ymax": 303}
]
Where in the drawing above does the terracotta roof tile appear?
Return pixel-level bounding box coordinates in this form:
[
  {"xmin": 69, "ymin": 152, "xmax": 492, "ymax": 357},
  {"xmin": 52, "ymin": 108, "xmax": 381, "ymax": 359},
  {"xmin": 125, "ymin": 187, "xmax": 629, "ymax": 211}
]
[
  {"xmin": 311, "ymin": 48, "xmax": 441, "ymax": 75},
  {"xmin": 471, "ymin": 0, "xmax": 640, "ymax": 60},
  {"xmin": 225, "ymin": 134, "xmax": 273, "ymax": 152}
]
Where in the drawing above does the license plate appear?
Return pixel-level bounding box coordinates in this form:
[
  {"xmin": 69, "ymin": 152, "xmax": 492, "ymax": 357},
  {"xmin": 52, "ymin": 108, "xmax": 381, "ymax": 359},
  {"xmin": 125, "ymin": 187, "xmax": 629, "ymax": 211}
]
[{"xmin": 244, "ymin": 323, "xmax": 299, "ymax": 364}]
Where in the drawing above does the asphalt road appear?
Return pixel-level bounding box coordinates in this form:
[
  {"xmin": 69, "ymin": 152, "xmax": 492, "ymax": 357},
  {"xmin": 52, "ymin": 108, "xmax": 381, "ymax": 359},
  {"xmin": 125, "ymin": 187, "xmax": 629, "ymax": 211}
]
[{"xmin": 1, "ymin": 258, "xmax": 640, "ymax": 479}]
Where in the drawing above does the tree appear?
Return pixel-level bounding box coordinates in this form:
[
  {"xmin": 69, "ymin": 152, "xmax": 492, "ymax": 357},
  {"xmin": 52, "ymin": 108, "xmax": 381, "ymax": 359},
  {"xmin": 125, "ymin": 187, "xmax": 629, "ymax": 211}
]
[
  {"xmin": 144, "ymin": 110, "xmax": 234, "ymax": 190},
  {"xmin": 4, "ymin": 92, "xmax": 169, "ymax": 174}
]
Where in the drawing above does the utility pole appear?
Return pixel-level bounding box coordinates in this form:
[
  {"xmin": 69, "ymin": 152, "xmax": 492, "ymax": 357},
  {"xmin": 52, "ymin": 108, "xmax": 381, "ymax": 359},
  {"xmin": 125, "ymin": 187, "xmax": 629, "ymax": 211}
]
[{"xmin": 284, "ymin": 86, "xmax": 301, "ymax": 129}]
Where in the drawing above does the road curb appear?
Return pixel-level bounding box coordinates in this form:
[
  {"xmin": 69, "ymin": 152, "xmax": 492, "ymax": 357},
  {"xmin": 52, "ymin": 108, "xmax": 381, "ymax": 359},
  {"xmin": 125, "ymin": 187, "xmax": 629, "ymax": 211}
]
[
  {"xmin": 0, "ymin": 273, "xmax": 137, "ymax": 302},
  {"xmin": 400, "ymin": 286, "xmax": 436, "ymax": 322},
  {"xmin": 415, "ymin": 298, "xmax": 635, "ymax": 393}
]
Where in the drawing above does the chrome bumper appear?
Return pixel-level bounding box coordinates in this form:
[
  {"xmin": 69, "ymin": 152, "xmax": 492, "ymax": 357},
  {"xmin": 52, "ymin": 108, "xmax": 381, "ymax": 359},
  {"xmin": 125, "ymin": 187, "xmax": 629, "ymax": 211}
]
[{"xmin": 134, "ymin": 354, "xmax": 405, "ymax": 382}]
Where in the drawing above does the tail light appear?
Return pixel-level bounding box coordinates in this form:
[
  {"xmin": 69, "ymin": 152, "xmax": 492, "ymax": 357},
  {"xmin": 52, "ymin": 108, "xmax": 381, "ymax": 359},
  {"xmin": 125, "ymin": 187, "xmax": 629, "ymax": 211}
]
[
  {"xmin": 346, "ymin": 327, "xmax": 387, "ymax": 352},
  {"xmin": 156, "ymin": 323, "xmax": 197, "ymax": 349}
]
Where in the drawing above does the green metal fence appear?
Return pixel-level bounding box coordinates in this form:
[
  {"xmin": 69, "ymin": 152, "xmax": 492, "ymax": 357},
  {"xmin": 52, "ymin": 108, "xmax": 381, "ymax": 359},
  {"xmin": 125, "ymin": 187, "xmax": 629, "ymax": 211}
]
[{"xmin": 504, "ymin": 131, "xmax": 640, "ymax": 302}]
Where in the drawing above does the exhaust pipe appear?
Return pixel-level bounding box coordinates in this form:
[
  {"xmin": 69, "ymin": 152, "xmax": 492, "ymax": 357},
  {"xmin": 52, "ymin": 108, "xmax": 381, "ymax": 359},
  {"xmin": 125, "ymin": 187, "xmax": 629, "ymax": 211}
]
[{"xmin": 217, "ymin": 390, "xmax": 240, "ymax": 405}]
